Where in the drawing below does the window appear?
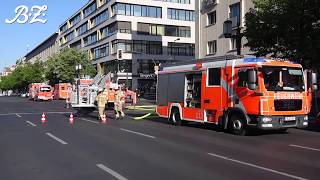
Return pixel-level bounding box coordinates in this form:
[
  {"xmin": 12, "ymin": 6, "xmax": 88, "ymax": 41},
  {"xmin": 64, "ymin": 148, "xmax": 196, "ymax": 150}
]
[
  {"xmin": 118, "ymin": 22, "xmax": 131, "ymax": 33},
  {"xmin": 118, "ymin": 60, "xmax": 132, "ymax": 73},
  {"xmin": 230, "ymin": 38, "xmax": 237, "ymax": 50},
  {"xmin": 65, "ymin": 32, "xmax": 75, "ymax": 42},
  {"xmin": 60, "ymin": 23, "xmax": 68, "ymax": 33},
  {"xmin": 133, "ymin": 5, "xmax": 141, "ymax": 16},
  {"xmin": 208, "ymin": 68, "xmax": 221, "ymax": 86},
  {"xmin": 138, "ymin": 60, "xmax": 155, "ymax": 74},
  {"xmin": 117, "ymin": 3, "xmax": 126, "ymax": 15},
  {"xmin": 168, "ymin": 8, "xmax": 194, "ymax": 21},
  {"xmin": 168, "ymin": 43, "xmax": 195, "ymax": 56},
  {"xmin": 70, "ymin": 14, "xmax": 81, "ymax": 27},
  {"xmin": 165, "ymin": 25, "xmax": 178, "ymax": 36},
  {"xmin": 91, "ymin": 10, "xmax": 109, "ymax": 27},
  {"xmin": 93, "ymin": 43, "xmax": 109, "ymax": 59},
  {"xmin": 208, "ymin": 40, "xmax": 217, "ymax": 55},
  {"xmin": 153, "ymin": 0, "xmax": 190, "ymax": 4},
  {"xmin": 112, "ymin": 3, "xmax": 162, "ymax": 18},
  {"xmin": 207, "ymin": 11, "xmax": 216, "ymax": 25},
  {"xmin": 238, "ymin": 69, "xmax": 258, "ymax": 88},
  {"xmin": 101, "ymin": 26, "xmax": 109, "ymax": 38},
  {"xmin": 77, "ymin": 23, "xmax": 88, "ymax": 36},
  {"xmin": 109, "ymin": 21, "xmax": 131, "ymax": 35},
  {"xmin": 157, "ymin": 25, "xmax": 165, "ymax": 36},
  {"xmin": 70, "ymin": 41, "xmax": 81, "ymax": 49},
  {"xmin": 84, "ymin": 33, "xmax": 97, "ymax": 46},
  {"xmin": 238, "ymin": 69, "xmax": 248, "ymax": 87},
  {"xmin": 112, "ymin": 40, "xmax": 162, "ymax": 54},
  {"xmin": 137, "ymin": 23, "xmax": 150, "ymax": 35},
  {"xmin": 138, "ymin": 23, "xmax": 190, "ymax": 37},
  {"xmin": 229, "ymin": 3, "xmax": 240, "ymax": 27},
  {"xmin": 84, "ymin": 2, "xmax": 97, "ymax": 17},
  {"xmin": 125, "ymin": 4, "xmax": 132, "ymax": 15}
]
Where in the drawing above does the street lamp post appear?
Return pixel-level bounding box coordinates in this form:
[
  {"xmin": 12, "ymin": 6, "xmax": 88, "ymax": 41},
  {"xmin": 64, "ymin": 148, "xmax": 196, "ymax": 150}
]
[
  {"xmin": 173, "ymin": 38, "xmax": 181, "ymax": 61},
  {"xmin": 75, "ymin": 64, "xmax": 82, "ymax": 104},
  {"xmin": 223, "ymin": 18, "xmax": 242, "ymax": 55}
]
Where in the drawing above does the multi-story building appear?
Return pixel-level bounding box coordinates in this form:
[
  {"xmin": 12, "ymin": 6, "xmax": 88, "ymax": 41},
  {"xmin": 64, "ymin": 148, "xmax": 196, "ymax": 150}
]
[
  {"xmin": 1, "ymin": 65, "xmax": 16, "ymax": 77},
  {"xmin": 58, "ymin": 0, "xmax": 195, "ymax": 95},
  {"xmin": 25, "ymin": 33, "xmax": 59, "ymax": 63},
  {"xmin": 195, "ymin": 0, "xmax": 253, "ymax": 59}
]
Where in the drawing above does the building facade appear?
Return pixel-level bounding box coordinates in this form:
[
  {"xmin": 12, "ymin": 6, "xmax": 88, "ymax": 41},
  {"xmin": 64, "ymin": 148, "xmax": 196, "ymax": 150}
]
[
  {"xmin": 1, "ymin": 65, "xmax": 16, "ymax": 77},
  {"xmin": 195, "ymin": 0, "xmax": 253, "ymax": 59},
  {"xmin": 58, "ymin": 0, "xmax": 195, "ymax": 95},
  {"xmin": 25, "ymin": 33, "xmax": 59, "ymax": 63}
]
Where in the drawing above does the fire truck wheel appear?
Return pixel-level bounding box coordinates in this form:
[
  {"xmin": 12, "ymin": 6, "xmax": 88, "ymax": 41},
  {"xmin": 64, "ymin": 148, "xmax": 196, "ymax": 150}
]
[
  {"xmin": 229, "ymin": 114, "xmax": 247, "ymax": 136},
  {"xmin": 169, "ymin": 108, "xmax": 181, "ymax": 126}
]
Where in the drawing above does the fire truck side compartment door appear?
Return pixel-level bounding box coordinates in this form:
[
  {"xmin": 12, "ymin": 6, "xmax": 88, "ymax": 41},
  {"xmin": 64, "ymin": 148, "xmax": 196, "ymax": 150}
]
[{"xmin": 203, "ymin": 68, "xmax": 223, "ymax": 123}]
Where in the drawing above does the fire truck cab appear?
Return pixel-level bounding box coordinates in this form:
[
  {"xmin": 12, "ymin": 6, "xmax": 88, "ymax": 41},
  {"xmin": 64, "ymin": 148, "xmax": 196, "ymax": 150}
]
[
  {"xmin": 29, "ymin": 83, "xmax": 53, "ymax": 101},
  {"xmin": 156, "ymin": 56, "xmax": 317, "ymax": 135}
]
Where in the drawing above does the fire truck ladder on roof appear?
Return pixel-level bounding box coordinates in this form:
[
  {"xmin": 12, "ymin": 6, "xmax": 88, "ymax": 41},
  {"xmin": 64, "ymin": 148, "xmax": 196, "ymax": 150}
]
[
  {"xmin": 90, "ymin": 73, "xmax": 113, "ymax": 89},
  {"xmin": 163, "ymin": 55, "xmax": 245, "ymax": 68}
]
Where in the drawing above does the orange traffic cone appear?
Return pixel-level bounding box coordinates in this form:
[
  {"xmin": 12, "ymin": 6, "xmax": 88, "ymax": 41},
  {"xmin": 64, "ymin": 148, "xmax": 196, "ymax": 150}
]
[
  {"xmin": 41, "ymin": 113, "xmax": 46, "ymax": 124},
  {"xmin": 101, "ymin": 114, "xmax": 107, "ymax": 124},
  {"xmin": 69, "ymin": 113, "xmax": 74, "ymax": 125}
]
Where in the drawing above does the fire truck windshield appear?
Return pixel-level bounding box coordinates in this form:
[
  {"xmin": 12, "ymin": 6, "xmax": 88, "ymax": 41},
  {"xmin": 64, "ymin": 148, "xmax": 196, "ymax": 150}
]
[
  {"xmin": 262, "ymin": 66, "xmax": 305, "ymax": 92},
  {"xmin": 40, "ymin": 87, "xmax": 51, "ymax": 92}
]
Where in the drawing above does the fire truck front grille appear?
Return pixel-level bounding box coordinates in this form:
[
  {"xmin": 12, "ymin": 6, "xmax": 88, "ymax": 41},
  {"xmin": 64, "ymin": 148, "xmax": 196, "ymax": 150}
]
[{"xmin": 274, "ymin": 99, "xmax": 302, "ymax": 111}]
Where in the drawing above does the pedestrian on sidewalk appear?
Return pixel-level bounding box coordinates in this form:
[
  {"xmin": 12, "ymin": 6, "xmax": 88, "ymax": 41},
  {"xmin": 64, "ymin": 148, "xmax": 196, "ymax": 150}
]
[
  {"xmin": 96, "ymin": 88, "xmax": 108, "ymax": 121},
  {"xmin": 114, "ymin": 86, "xmax": 125, "ymax": 119}
]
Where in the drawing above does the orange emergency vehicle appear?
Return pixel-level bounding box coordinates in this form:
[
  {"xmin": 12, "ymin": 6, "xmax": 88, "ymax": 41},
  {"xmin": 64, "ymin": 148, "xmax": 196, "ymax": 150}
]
[
  {"xmin": 156, "ymin": 56, "xmax": 317, "ymax": 135},
  {"xmin": 53, "ymin": 83, "xmax": 72, "ymax": 100},
  {"xmin": 29, "ymin": 83, "xmax": 53, "ymax": 101}
]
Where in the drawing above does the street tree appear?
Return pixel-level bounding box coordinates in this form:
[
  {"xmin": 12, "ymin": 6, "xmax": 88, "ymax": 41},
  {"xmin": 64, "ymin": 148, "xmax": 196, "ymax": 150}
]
[
  {"xmin": 244, "ymin": 0, "xmax": 320, "ymax": 68},
  {"xmin": 45, "ymin": 48, "xmax": 96, "ymax": 85},
  {"xmin": 0, "ymin": 61, "xmax": 46, "ymax": 92}
]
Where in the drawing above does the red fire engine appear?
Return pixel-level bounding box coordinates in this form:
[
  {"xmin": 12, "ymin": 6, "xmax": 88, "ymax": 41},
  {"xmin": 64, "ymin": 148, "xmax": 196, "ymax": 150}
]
[{"xmin": 156, "ymin": 56, "xmax": 317, "ymax": 135}]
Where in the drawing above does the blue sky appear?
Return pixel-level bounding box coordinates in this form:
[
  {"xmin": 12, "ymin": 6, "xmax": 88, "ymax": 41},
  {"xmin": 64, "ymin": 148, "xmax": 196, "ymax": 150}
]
[{"xmin": 0, "ymin": 0, "xmax": 89, "ymax": 71}]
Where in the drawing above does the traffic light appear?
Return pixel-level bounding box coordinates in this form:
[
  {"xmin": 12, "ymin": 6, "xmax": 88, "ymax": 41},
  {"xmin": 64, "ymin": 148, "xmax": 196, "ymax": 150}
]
[{"xmin": 117, "ymin": 49, "xmax": 123, "ymax": 60}]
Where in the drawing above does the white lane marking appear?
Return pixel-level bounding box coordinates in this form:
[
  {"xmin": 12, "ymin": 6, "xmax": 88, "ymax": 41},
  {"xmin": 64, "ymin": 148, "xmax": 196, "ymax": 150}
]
[
  {"xmin": 96, "ymin": 164, "xmax": 128, "ymax": 180},
  {"xmin": 208, "ymin": 153, "xmax": 308, "ymax": 180},
  {"xmin": 16, "ymin": 114, "xmax": 22, "ymax": 118},
  {"xmin": 120, "ymin": 128, "xmax": 156, "ymax": 139},
  {"xmin": 290, "ymin": 144, "xmax": 320, "ymax": 152},
  {"xmin": 46, "ymin": 133, "xmax": 68, "ymax": 145},
  {"xmin": 26, "ymin": 121, "xmax": 37, "ymax": 127},
  {"xmin": 80, "ymin": 118, "xmax": 99, "ymax": 124},
  {"xmin": 0, "ymin": 112, "xmax": 72, "ymax": 116}
]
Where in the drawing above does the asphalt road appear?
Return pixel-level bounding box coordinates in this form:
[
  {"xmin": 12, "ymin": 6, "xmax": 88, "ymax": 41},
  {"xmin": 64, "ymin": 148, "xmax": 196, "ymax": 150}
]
[{"xmin": 0, "ymin": 97, "xmax": 320, "ymax": 180}]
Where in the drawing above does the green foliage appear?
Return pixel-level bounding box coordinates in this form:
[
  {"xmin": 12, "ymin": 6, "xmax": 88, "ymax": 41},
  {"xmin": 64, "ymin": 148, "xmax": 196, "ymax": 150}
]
[
  {"xmin": 0, "ymin": 48, "xmax": 96, "ymax": 91},
  {"xmin": 45, "ymin": 48, "xmax": 96, "ymax": 85},
  {"xmin": 244, "ymin": 0, "xmax": 320, "ymax": 68},
  {"xmin": 0, "ymin": 61, "xmax": 45, "ymax": 91}
]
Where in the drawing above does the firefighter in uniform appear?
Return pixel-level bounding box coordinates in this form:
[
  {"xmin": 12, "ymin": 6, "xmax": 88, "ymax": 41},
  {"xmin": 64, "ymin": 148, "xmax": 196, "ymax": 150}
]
[
  {"xmin": 114, "ymin": 86, "xmax": 125, "ymax": 119},
  {"xmin": 96, "ymin": 88, "xmax": 108, "ymax": 121}
]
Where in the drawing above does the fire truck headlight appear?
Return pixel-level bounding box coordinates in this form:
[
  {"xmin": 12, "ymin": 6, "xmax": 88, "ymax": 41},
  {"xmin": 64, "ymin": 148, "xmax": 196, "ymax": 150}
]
[
  {"xmin": 262, "ymin": 117, "xmax": 272, "ymax": 123},
  {"xmin": 303, "ymin": 116, "xmax": 308, "ymax": 121},
  {"xmin": 303, "ymin": 122, "xmax": 308, "ymax": 126}
]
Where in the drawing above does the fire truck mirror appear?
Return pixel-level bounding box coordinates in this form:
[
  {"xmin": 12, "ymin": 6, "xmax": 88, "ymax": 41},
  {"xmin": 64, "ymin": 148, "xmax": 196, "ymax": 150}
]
[{"xmin": 248, "ymin": 69, "xmax": 257, "ymax": 90}]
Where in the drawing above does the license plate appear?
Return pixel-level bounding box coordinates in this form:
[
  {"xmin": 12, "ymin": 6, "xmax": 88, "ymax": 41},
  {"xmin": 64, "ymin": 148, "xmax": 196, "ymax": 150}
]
[{"xmin": 285, "ymin": 117, "xmax": 296, "ymax": 121}]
